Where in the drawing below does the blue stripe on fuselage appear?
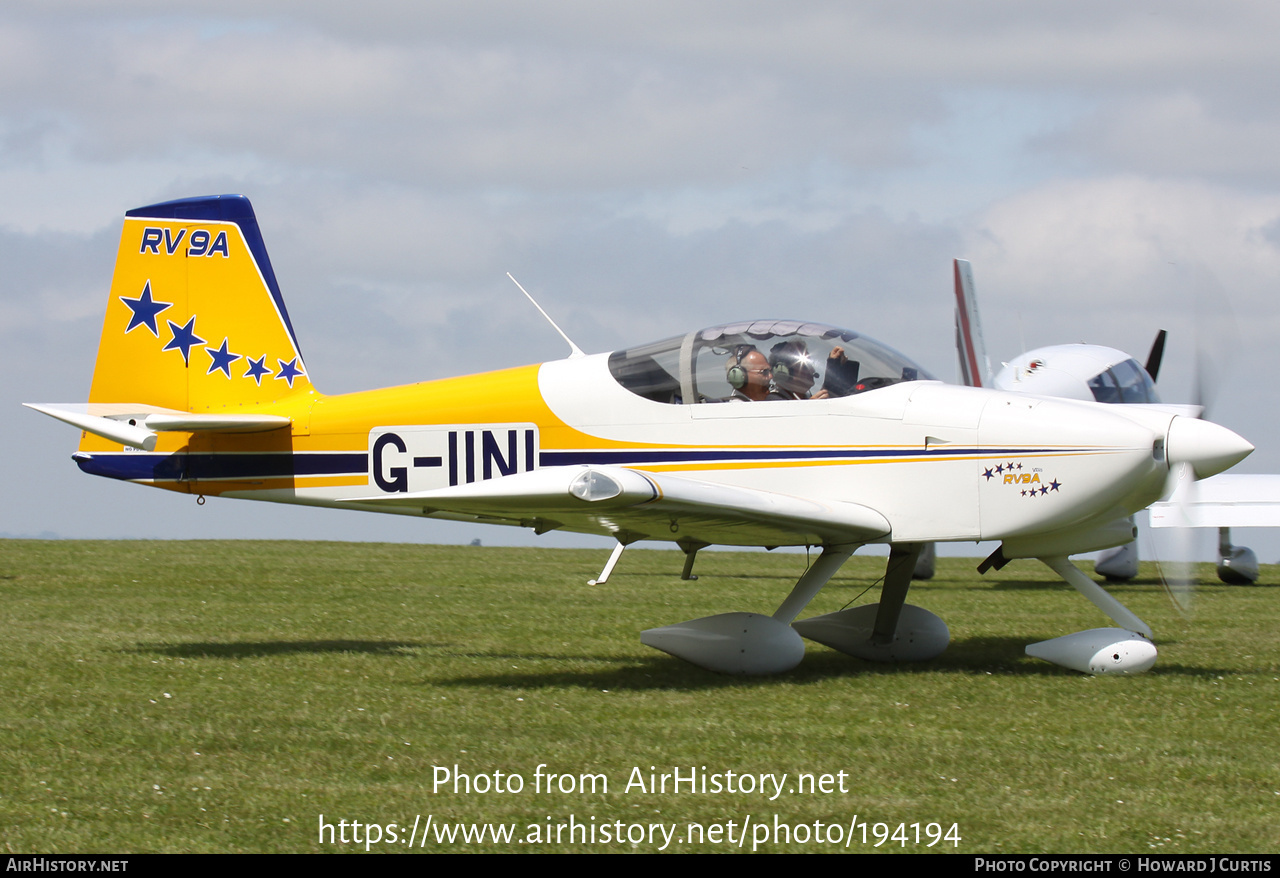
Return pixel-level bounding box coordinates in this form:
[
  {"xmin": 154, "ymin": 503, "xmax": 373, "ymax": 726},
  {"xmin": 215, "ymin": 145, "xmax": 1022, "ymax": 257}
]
[
  {"xmin": 74, "ymin": 452, "xmax": 368, "ymax": 482},
  {"xmin": 538, "ymin": 447, "xmax": 1043, "ymax": 466}
]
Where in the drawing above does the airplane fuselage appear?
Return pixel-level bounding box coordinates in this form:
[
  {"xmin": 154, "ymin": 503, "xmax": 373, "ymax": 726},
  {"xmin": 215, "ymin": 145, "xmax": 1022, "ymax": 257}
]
[{"xmin": 73, "ymin": 356, "xmax": 1173, "ymax": 552}]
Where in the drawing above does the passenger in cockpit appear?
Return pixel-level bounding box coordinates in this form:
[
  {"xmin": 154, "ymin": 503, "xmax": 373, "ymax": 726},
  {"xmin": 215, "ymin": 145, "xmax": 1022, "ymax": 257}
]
[
  {"xmin": 768, "ymin": 340, "xmax": 830, "ymax": 400},
  {"xmin": 727, "ymin": 345, "xmax": 772, "ymax": 401}
]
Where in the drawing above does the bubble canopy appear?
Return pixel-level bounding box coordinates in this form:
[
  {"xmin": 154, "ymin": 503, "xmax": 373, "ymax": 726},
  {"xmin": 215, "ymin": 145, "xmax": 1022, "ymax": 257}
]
[
  {"xmin": 607, "ymin": 319, "xmax": 935, "ymax": 405},
  {"xmin": 1087, "ymin": 357, "xmax": 1161, "ymax": 404}
]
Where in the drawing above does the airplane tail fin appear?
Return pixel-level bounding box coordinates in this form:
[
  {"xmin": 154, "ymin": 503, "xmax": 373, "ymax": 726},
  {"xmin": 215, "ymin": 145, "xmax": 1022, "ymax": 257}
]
[
  {"xmin": 953, "ymin": 258, "xmax": 991, "ymax": 388},
  {"xmin": 88, "ymin": 194, "xmax": 312, "ymax": 413}
]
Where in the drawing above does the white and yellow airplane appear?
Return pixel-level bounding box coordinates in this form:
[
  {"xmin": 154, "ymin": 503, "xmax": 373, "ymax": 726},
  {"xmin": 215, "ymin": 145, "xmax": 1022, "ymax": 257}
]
[{"xmin": 26, "ymin": 195, "xmax": 1256, "ymax": 676}]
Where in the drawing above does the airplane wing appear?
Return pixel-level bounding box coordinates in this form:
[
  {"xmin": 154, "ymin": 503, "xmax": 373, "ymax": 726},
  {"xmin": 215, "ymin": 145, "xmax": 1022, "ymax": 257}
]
[
  {"xmin": 343, "ymin": 464, "xmax": 892, "ymax": 548},
  {"xmin": 1149, "ymin": 473, "xmax": 1280, "ymax": 528}
]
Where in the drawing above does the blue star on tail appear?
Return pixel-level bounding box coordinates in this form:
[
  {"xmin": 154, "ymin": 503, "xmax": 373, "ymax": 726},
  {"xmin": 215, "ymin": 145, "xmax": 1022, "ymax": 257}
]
[
  {"xmin": 244, "ymin": 355, "xmax": 272, "ymax": 386},
  {"xmin": 163, "ymin": 316, "xmax": 205, "ymax": 366},
  {"xmin": 275, "ymin": 357, "xmax": 304, "ymax": 388},
  {"xmin": 120, "ymin": 281, "xmax": 172, "ymax": 336},
  {"xmin": 205, "ymin": 338, "xmax": 242, "ymax": 377}
]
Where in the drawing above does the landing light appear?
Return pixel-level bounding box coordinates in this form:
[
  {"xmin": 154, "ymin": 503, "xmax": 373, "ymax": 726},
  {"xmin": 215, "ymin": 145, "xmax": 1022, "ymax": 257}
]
[{"xmin": 569, "ymin": 469, "xmax": 623, "ymax": 502}]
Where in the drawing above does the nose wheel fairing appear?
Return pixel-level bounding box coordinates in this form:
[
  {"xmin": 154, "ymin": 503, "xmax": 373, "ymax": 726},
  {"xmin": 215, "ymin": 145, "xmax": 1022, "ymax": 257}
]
[{"xmin": 1025, "ymin": 628, "xmax": 1157, "ymax": 674}]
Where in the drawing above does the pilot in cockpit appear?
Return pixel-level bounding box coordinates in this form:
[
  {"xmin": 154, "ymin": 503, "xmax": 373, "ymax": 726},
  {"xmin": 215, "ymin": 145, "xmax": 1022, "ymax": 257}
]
[{"xmin": 726, "ymin": 345, "xmax": 772, "ymax": 402}]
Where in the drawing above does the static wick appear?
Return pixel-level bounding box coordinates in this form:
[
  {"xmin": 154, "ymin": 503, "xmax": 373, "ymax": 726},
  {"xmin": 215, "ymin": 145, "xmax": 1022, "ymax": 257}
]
[{"xmin": 507, "ymin": 273, "xmax": 586, "ymax": 359}]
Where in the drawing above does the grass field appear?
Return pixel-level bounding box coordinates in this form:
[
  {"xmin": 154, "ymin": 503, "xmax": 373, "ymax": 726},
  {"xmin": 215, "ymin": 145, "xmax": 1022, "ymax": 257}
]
[{"xmin": 0, "ymin": 539, "xmax": 1276, "ymax": 853}]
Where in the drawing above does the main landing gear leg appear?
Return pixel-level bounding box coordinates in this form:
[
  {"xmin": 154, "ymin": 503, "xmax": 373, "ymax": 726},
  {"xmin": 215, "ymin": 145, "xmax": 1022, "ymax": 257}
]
[
  {"xmin": 1024, "ymin": 555, "xmax": 1157, "ymax": 674},
  {"xmin": 640, "ymin": 544, "xmax": 857, "ymax": 675},
  {"xmin": 771, "ymin": 546, "xmax": 855, "ymax": 624},
  {"xmin": 792, "ymin": 542, "xmax": 950, "ymax": 662}
]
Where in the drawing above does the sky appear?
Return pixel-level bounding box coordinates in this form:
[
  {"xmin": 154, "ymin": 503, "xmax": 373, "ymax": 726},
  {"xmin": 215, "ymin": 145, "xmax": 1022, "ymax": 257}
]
[{"xmin": 5, "ymin": 2, "xmax": 1280, "ymax": 562}]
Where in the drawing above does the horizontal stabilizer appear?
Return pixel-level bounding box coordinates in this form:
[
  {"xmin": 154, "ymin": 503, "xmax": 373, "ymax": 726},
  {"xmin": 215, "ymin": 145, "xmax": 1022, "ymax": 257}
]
[
  {"xmin": 26, "ymin": 402, "xmax": 289, "ymax": 451},
  {"xmin": 140, "ymin": 413, "xmax": 291, "ymax": 433}
]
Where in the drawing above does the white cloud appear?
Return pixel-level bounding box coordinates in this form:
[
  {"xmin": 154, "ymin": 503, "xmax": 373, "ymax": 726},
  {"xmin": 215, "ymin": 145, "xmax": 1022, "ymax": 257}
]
[
  {"xmin": 1037, "ymin": 93, "xmax": 1280, "ymax": 182},
  {"xmin": 967, "ymin": 176, "xmax": 1280, "ymax": 325}
]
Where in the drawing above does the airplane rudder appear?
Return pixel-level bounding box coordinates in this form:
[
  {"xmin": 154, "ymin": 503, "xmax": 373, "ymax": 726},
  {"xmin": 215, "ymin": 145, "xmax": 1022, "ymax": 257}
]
[{"xmin": 90, "ymin": 195, "xmax": 312, "ymax": 412}]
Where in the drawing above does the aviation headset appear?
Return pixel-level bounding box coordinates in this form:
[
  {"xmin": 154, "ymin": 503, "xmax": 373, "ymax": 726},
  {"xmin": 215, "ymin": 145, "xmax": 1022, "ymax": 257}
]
[{"xmin": 726, "ymin": 344, "xmax": 757, "ymax": 390}]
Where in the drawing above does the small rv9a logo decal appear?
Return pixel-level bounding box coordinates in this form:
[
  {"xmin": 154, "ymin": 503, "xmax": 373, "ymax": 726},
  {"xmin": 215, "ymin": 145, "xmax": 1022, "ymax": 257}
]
[
  {"xmin": 140, "ymin": 227, "xmax": 230, "ymax": 258},
  {"xmin": 981, "ymin": 461, "xmax": 1063, "ymax": 498}
]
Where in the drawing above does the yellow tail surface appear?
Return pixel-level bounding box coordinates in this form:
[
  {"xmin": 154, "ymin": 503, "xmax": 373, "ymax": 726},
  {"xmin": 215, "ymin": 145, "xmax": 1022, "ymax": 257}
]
[{"xmin": 89, "ymin": 195, "xmax": 313, "ymax": 413}]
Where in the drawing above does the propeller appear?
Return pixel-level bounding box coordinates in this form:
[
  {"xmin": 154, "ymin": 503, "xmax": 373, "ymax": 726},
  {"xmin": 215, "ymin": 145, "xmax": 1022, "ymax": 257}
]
[
  {"xmin": 1151, "ymin": 461, "xmax": 1202, "ymax": 615},
  {"xmin": 1149, "ymin": 304, "xmax": 1251, "ymax": 608},
  {"xmin": 1144, "ymin": 329, "xmax": 1167, "ymax": 383}
]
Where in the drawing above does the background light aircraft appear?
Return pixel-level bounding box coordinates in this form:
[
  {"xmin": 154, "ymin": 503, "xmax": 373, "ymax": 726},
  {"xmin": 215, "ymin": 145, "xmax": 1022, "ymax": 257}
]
[
  {"xmin": 26, "ymin": 196, "xmax": 1256, "ymax": 676},
  {"xmin": 952, "ymin": 258, "xmax": 1276, "ymax": 585}
]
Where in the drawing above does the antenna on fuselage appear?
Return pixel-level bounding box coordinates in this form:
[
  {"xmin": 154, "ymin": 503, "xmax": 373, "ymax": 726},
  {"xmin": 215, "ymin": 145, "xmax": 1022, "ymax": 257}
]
[{"xmin": 507, "ymin": 273, "xmax": 586, "ymax": 359}]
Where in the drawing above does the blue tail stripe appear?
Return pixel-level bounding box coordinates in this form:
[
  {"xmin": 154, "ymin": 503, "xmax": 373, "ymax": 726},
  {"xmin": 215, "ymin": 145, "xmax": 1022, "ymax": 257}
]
[{"xmin": 75, "ymin": 452, "xmax": 367, "ymax": 482}]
